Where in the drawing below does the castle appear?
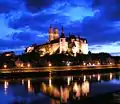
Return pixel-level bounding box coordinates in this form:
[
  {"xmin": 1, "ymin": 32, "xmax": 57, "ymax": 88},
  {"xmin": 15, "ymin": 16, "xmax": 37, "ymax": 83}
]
[{"xmin": 25, "ymin": 25, "xmax": 88, "ymax": 56}]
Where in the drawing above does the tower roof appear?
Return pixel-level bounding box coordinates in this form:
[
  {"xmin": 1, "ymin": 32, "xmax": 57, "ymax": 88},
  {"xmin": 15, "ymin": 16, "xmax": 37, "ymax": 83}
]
[
  {"xmin": 69, "ymin": 35, "xmax": 76, "ymax": 39},
  {"xmin": 60, "ymin": 26, "xmax": 65, "ymax": 38},
  {"xmin": 60, "ymin": 33, "xmax": 65, "ymax": 38}
]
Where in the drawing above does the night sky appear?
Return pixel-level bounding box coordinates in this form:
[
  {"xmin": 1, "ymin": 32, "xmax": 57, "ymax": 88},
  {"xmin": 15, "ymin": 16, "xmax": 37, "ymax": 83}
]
[{"xmin": 0, "ymin": 0, "xmax": 120, "ymax": 55}]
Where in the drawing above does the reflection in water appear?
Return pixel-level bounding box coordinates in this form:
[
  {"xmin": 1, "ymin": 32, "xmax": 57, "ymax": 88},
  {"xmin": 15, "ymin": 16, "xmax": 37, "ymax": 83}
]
[
  {"xmin": 49, "ymin": 78, "xmax": 52, "ymax": 87},
  {"xmin": 97, "ymin": 74, "xmax": 101, "ymax": 81},
  {"xmin": 28, "ymin": 79, "xmax": 34, "ymax": 93},
  {"xmin": 49, "ymin": 72, "xmax": 52, "ymax": 87},
  {"xmin": 28, "ymin": 79, "xmax": 30, "ymax": 89},
  {"xmin": 83, "ymin": 75, "xmax": 86, "ymax": 82},
  {"xmin": 39, "ymin": 72, "xmax": 118, "ymax": 103},
  {"xmin": 89, "ymin": 75, "xmax": 91, "ymax": 80},
  {"xmin": 41, "ymin": 80, "xmax": 90, "ymax": 103},
  {"xmin": 81, "ymin": 81, "xmax": 89, "ymax": 96},
  {"xmin": 67, "ymin": 76, "xmax": 71, "ymax": 86},
  {"xmin": 73, "ymin": 82, "xmax": 81, "ymax": 98},
  {"xmin": 22, "ymin": 79, "xmax": 24, "ymax": 85},
  {"xmin": 61, "ymin": 86, "xmax": 69, "ymax": 103},
  {"xmin": 110, "ymin": 73, "xmax": 113, "ymax": 80},
  {"xmin": 4, "ymin": 81, "xmax": 9, "ymax": 95},
  {"xmin": 50, "ymin": 99, "xmax": 60, "ymax": 104},
  {"xmin": 72, "ymin": 76, "xmax": 73, "ymax": 81},
  {"xmin": 1, "ymin": 72, "xmax": 120, "ymax": 104}
]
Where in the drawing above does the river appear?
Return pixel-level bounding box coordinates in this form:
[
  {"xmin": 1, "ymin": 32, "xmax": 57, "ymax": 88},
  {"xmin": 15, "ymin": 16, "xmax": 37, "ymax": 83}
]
[{"xmin": 1, "ymin": 71, "xmax": 120, "ymax": 104}]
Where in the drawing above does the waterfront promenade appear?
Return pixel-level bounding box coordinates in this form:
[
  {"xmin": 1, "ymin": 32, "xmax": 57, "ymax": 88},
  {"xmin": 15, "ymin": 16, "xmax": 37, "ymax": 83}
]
[{"xmin": 0, "ymin": 64, "xmax": 120, "ymax": 74}]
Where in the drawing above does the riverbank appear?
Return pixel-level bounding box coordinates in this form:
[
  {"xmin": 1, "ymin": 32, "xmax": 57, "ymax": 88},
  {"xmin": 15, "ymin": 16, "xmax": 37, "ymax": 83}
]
[{"xmin": 0, "ymin": 65, "xmax": 120, "ymax": 78}]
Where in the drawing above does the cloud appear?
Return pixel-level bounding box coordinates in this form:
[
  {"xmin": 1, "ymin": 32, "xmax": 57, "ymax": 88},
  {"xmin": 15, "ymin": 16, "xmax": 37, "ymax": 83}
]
[
  {"xmin": 0, "ymin": 46, "xmax": 25, "ymax": 55},
  {"xmin": 89, "ymin": 41, "xmax": 120, "ymax": 56},
  {"xmin": 0, "ymin": 0, "xmax": 120, "ymax": 55},
  {"xmin": 25, "ymin": 0, "xmax": 55, "ymax": 13}
]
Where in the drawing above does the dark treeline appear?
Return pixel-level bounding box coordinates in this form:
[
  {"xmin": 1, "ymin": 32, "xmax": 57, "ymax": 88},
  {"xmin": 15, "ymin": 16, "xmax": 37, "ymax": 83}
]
[{"xmin": 0, "ymin": 51, "xmax": 119, "ymax": 68}]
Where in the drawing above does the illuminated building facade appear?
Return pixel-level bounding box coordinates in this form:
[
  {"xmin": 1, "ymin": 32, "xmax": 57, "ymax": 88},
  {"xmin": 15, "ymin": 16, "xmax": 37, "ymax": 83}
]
[{"xmin": 25, "ymin": 25, "xmax": 88, "ymax": 56}]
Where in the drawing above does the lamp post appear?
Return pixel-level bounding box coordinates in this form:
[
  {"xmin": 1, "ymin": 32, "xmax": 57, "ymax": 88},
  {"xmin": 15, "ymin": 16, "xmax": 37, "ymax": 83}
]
[
  {"xmin": 27, "ymin": 63, "xmax": 31, "ymax": 68},
  {"xmin": 4, "ymin": 64, "xmax": 7, "ymax": 69},
  {"xmin": 48, "ymin": 62, "xmax": 52, "ymax": 67}
]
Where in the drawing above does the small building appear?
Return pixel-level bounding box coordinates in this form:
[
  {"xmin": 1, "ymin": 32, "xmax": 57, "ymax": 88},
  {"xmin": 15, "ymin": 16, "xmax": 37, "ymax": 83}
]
[{"xmin": 2, "ymin": 51, "xmax": 15, "ymax": 57}]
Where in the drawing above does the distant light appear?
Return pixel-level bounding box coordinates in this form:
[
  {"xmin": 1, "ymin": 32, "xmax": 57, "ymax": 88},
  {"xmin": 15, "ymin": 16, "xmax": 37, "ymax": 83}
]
[
  {"xmin": 110, "ymin": 63, "xmax": 112, "ymax": 65},
  {"xmin": 92, "ymin": 63, "xmax": 95, "ymax": 66},
  {"xmin": 20, "ymin": 63, "xmax": 24, "ymax": 67},
  {"xmin": 5, "ymin": 54, "xmax": 11, "ymax": 57},
  {"xmin": 97, "ymin": 62, "xmax": 100, "ymax": 65},
  {"xmin": 67, "ymin": 61, "xmax": 70, "ymax": 66},
  {"xmin": 27, "ymin": 63, "xmax": 31, "ymax": 68},
  {"xmin": 67, "ymin": 63, "xmax": 70, "ymax": 66},
  {"xmin": 48, "ymin": 63, "xmax": 52, "ymax": 67},
  {"xmin": 4, "ymin": 64, "xmax": 7, "ymax": 69},
  {"xmin": 83, "ymin": 62, "xmax": 86, "ymax": 66}
]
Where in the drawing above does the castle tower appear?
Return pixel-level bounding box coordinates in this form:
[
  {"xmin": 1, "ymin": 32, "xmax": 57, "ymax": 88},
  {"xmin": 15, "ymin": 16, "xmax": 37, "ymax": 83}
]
[
  {"xmin": 59, "ymin": 27, "xmax": 68, "ymax": 53},
  {"xmin": 53, "ymin": 28, "xmax": 59, "ymax": 40},
  {"xmin": 76, "ymin": 35, "xmax": 80, "ymax": 42},
  {"xmin": 48, "ymin": 25, "xmax": 54, "ymax": 42}
]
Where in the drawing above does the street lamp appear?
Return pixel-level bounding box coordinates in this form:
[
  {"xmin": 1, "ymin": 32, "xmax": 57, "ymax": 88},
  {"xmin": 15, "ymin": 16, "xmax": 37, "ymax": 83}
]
[
  {"xmin": 27, "ymin": 63, "xmax": 31, "ymax": 68},
  {"xmin": 67, "ymin": 63, "xmax": 70, "ymax": 66},
  {"xmin": 4, "ymin": 64, "xmax": 7, "ymax": 69},
  {"xmin": 83, "ymin": 62, "xmax": 86, "ymax": 66},
  {"xmin": 66, "ymin": 61, "xmax": 70, "ymax": 66},
  {"xmin": 97, "ymin": 62, "xmax": 100, "ymax": 65},
  {"xmin": 48, "ymin": 63, "xmax": 52, "ymax": 67},
  {"xmin": 110, "ymin": 62, "xmax": 112, "ymax": 65}
]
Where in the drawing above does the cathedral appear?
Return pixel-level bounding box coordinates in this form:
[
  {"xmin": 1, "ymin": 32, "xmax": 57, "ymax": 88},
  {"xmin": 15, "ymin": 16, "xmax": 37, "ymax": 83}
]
[{"xmin": 25, "ymin": 25, "xmax": 88, "ymax": 56}]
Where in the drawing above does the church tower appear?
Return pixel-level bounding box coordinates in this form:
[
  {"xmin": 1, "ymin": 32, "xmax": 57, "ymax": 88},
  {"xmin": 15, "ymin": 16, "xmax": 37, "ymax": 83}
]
[
  {"xmin": 53, "ymin": 28, "xmax": 59, "ymax": 40},
  {"xmin": 59, "ymin": 27, "xmax": 68, "ymax": 53},
  {"xmin": 48, "ymin": 25, "xmax": 54, "ymax": 42}
]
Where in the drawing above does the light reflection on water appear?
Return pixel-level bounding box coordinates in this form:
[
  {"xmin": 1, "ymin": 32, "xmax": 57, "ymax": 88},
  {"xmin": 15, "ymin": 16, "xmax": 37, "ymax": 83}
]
[{"xmin": 0, "ymin": 72, "xmax": 120, "ymax": 104}]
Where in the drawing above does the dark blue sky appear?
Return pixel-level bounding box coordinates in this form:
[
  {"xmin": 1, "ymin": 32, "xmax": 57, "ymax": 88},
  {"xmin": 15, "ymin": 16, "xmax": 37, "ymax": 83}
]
[{"xmin": 0, "ymin": 0, "xmax": 120, "ymax": 55}]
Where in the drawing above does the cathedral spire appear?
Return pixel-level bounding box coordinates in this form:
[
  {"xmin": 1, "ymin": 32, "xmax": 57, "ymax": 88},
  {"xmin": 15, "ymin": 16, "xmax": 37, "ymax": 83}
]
[
  {"xmin": 60, "ymin": 26, "xmax": 65, "ymax": 38},
  {"xmin": 50, "ymin": 24, "xmax": 52, "ymax": 28},
  {"xmin": 69, "ymin": 32, "xmax": 71, "ymax": 37},
  {"xmin": 61, "ymin": 26, "xmax": 64, "ymax": 33},
  {"xmin": 49, "ymin": 24, "xmax": 53, "ymax": 33},
  {"xmin": 48, "ymin": 24, "xmax": 53, "ymax": 41}
]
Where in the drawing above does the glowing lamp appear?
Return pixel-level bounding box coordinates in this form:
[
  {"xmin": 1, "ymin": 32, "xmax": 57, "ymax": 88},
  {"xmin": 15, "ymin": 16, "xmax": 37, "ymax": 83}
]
[
  {"xmin": 27, "ymin": 63, "xmax": 31, "ymax": 68},
  {"xmin": 83, "ymin": 62, "xmax": 86, "ymax": 66},
  {"xmin": 4, "ymin": 64, "xmax": 7, "ymax": 69},
  {"xmin": 20, "ymin": 63, "xmax": 24, "ymax": 67},
  {"xmin": 67, "ymin": 63, "xmax": 70, "ymax": 66},
  {"xmin": 48, "ymin": 63, "xmax": 52, "ymax": 67}
]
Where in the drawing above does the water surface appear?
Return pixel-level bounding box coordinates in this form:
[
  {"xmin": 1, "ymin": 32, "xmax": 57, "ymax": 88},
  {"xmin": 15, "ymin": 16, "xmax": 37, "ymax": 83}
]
[{"xmin": 1, "ymin": 71, "xmax": 120, "ymax": 104}]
